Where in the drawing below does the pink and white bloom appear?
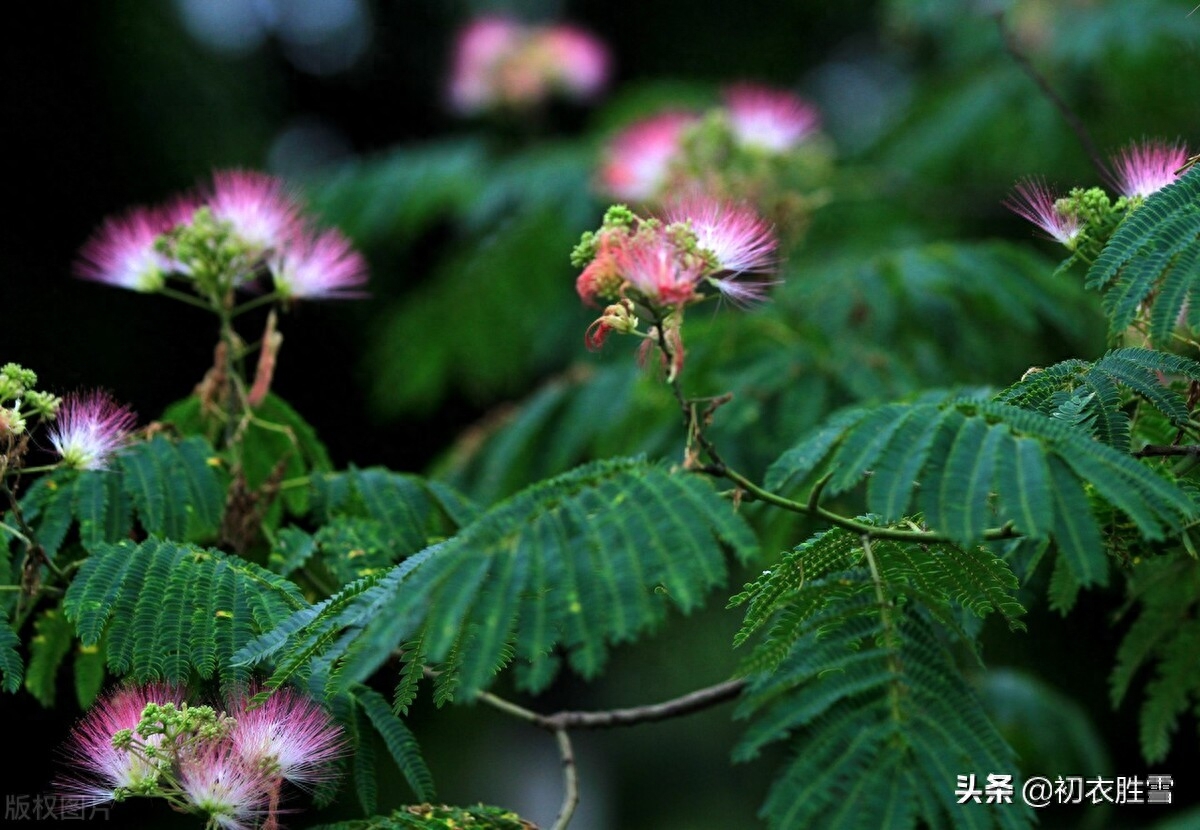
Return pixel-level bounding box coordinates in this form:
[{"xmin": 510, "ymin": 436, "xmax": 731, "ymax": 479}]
[
  {"xmin": 1110, "ymin": 139, "xmax": 1189, "ymax": 199},
  {"xmin": 1004, "ymin": 178, "xmax": 1081, "ymax": 246},
  {"xmin": 178, "ymin": 743, "xmax": 273, "ymax": 830},
  {"xmin": 49, "ymin": 391, "xmax": 138, "ymax": 471},
  {"xmin": 664, "ymin": 197, "xmax": 778, "ymax": 306},
  {"xmin": 228, "ymin": 687, "xmax": 345, "ymax": 788},
  {"xmin": 538, "ymin": 24, "xmax": 610, "ymax": 100},
  {"xmin": 209, "ymin": 170, "xmax": 304, "ymax": 254},
  {"xmin": 616, "ymin": 235, "xmax": 706, "ymax": 307},
  {"xmin": 598, "ymin": 112, "xmax": 697, "ymax": 203},
  {"xmin": 723, "ymin": 84, "xmax": 821, "ymax": 153},
  {"xmin": 74, "ymin": 204, "xmax": 189, "ymax": 292},
  {"xmin": 56, "ymin": 684, "xmax": 183, "ymax": 807},
  {"xmin": 270, "ymin": 226, "xmax": 368, "ymax": 300}
]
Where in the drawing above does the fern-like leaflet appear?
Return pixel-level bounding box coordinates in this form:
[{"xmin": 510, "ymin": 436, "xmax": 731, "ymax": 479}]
[{"xmin": 236, "ymin": 458, "xmax": 757, "ymax": 705}]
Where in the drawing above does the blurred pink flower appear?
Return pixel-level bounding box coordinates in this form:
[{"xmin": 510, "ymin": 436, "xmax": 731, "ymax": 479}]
[
  {"xmin": 448, "ymin": 16, "xmax": 525, "ymax": 113},
  {"xmin": 49, "ymin": 390, "xmax": 137, "ymax": 470},
  {"xmin": 1110, "ymin": 139, "xmax": 1189, "ymax": 199},
  {"xmin": 1004, "ymin": 178, "xmax": 1081, "ymax": 246},
  {"xmin": 448, "ymin": 16, "xmax": 610, "ymax": 113},
  {"xmin": 538, "ymin": 24, "xmax": 610, "ymax": 100},
  {"xmin": 56, "ymin": 684, "xmax": 183, "ymax": 807},
  {"xmin": 209, "ymin": 170, "xmax": 304, "ymax": 253},
  {"xmin": 228, "ymin": 687, "xmax": 345, "ymax": 789},
  {"xmin": 74, "ymin": 203, "xmax": 191, "ymax": 292},
  {"xmin": 270, "ymin": 226, "xmax": 368, "ymax": 300},
  {"xmin": 598, "ymin": 112, "xmax": 697, "ymax": 203},
  {"xmin": 723, "ymin": 83, "xmax": 821, "ymax": 153}
]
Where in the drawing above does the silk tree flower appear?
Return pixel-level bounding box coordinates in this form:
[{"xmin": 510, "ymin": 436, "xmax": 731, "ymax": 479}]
[
  {"xmin": 723, "ymin": 83, "xmax": 821, "ymax": 153},
  {"xmin": 537, "ymin": 24, "xmax": 610, "ymax": 100},
  {"xmin": 227, "ymin": 687, "xmax": 346, "ymax": 789},
  {"xmin": 74, "ymin": 202, "xmax": 192, "ymax": 292},
  {"xmin": 49, "ymin": 390, "xmax": 137, "ymax": 471},
  {"xmin": 208, "ymin": 170, "xmax": 304, "ymax": 254},
  {"xmin": 598, "ymin": 112, "xmax": 698, "ymax": 203},
  {"xmin": 662, "ymin": 197, "xmax": 778, "ymax": 305},
  {"xmin": 269, "ymin": 226, "xmax": 368, "ymax": 300},
  {"xmin": 575, "ymin": 225, "xmax": 633, "ymax": 306},
  {"xmin": 178, "ymin": 743, "xmax": 273, "ymax": 830},
  {"xmin": 1004, "ymin": 178, "xmax": 1081, "ymax": 246},
  {"xmin": 56, "ymin": 684, "xmax": 184, "ymax": 807},
  {"xmin": 1110, "ymin": 139, "xmax": 1189, "ymax": 199},
  {"xmin": 616, "ymin": 234, "xmax": 707, "ymax": 308}
]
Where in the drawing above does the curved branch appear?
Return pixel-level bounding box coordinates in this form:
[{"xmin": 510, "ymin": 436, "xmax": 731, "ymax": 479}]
[{"xmin": 476, "ymin": 678, "xmax": 746, "ymax": 732}]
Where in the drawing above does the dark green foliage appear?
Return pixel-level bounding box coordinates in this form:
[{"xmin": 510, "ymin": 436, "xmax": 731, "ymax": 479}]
[
  {"xmin": 315, "ymin": 139, "xmax": 598, "ymax": 418},
  {"xmin": 351, "ymin": 684, "xmax": 436, "ymax": 803},
  {"xmin": 1110, "ymin": 553, "xmax": 1200, "ymax": 763},
  {"xmin": 24, "ymin": 605, "xmax": 73, "ymax": 706},
  {"xmin": 730, "ymin": 525, "xmax": 1024, "ymax": 676},
  {"xmin": 1086, "ymin": 165, "xmax": 1200, "ymax": 342},
  {"xmin": 312, "ymin": 803, "xmax": 538, "ymax": 830},
  {"xmin": 765, "ymin": 397, "xmax": 1197, "ymax": 587},
  {"xmin": 997, "ymin": 348, "xmax": 1200, "ymax": 449},
  {"xmin": 162, "ymin": 392, "xmax": 332, "ymax": 521},
  {"xmin": 274, "ymin": 467, "xmax": 475, "ymax": 584},
  {"xmin": 736, "ymin": 600, "xmax": 1030, "ymax": 830},
  {"xmin": 16, "ymin": 436, "xmax": 224, "ymax": 555},
  {"xmin": 62, "ymin": 537, "xmax": 306, "ymax": 686},
  {"xmin": 0, "ymin": 619, "xmax": 21, "ymax": 693},
  {"xmin": 238, "ymin": 458, "xmax": 757, "ymax": 702}
]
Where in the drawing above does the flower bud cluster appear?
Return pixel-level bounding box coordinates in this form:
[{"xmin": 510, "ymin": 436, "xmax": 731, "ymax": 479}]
[
  {"xmin": 57, "ymin": 683, "xmax": 345, "ymax": 830},
  {"xmin": 573, "ymin": 198, "xmax": 778, "ymax": 380},
  {"xmin": 0, "ymin": 363, "xmax": 60, "ymax": 440},
  {"xmin": 447, "ymin": 15, "xmax": 610, "ymax": 114},
  {"xmin": 76, "ymin": 170, "xmax": 367, "ymax": 304},
  {"xmin": 595, "ymin": 83, "xmax": 832, "ymax": 241}
]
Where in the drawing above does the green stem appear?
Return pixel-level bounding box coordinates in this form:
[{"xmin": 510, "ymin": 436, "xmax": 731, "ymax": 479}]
[
  {"xmin": 862, "ymin": 535, "xmax": 904, "ymax": 723},
  {"xmin": 715, "ymin": 463, "xmax": 1017, "ymax": 544},
  {"xmin": 159, "ymin": 286, "xmax": 217, "ymax": 312},
  {"xmin": 231, "ymin": 291, "xmax": 281, "ymax": 318}
]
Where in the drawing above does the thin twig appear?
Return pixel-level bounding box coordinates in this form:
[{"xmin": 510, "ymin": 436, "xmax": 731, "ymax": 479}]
[
  {"xmin": 476, "ymin": 678, "xmax": 746, "ymax": 732},
  {"xmin": 994, "ymin": 12, "xmax": 1107, "ymax": 180},
  {"xmin": 1134, "ymin": 444, "xmax": 1200, "ymax": 459},
  {"xmin": 551, "ymin": 729, "xmax": 578, "ymax": 830}
]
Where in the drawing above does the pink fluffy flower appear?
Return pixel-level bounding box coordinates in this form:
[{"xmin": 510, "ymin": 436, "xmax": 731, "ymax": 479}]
[
  {"xmin": 662, "ymin": 196, "xmax": 778, "ymax": 304},
  {"xmin": 228, "ymin": 687, "xmax": 346, "ymax": 789},
  {"xmin": 178, "ymin": 743, "xmax": 273, "ymax": 830},
  {"xmin": 723, "ymin": 84, "xmax": 821, "ymax": 153},
  {"xmin": 74, "ymin": 203, "xmax": 189, "ymax": 292},
  {"xmin": 598, "ymin": 112, "xmax": 697, "ymax": 203},
  {"xmin": 209, "ymin": 170, "xmax": 304, "ymax": 254},
  {"xmin": 56, "ymin": 684, "xmax": 183, "ymax": 807},
  {"xmin": 1004, "ymin": 178, "xmax": 1081, "ymax": 246},
  {"xmin": 48, "ymin": 390, "xmax": 138, "ymax": 471},
  {"xmin": 538, "ymin": 24, "xmax": 610, "ymax": 100},
  {"xmin": 270, "ymin": 226, "xmax": 368, "ymax": 300},
  {"xmin": 616, "ymin": 235, "xmax": 705, "ymax": 307},
  {"xmin": 1110, "ymin": 139, "xmax": 1189, "ymax": 199}
]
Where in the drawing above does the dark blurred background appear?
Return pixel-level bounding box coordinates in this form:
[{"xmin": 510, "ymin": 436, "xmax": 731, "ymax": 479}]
[{"xmin": 4, "ymin": 2, "xmax": 1200, "ymax": 828}]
